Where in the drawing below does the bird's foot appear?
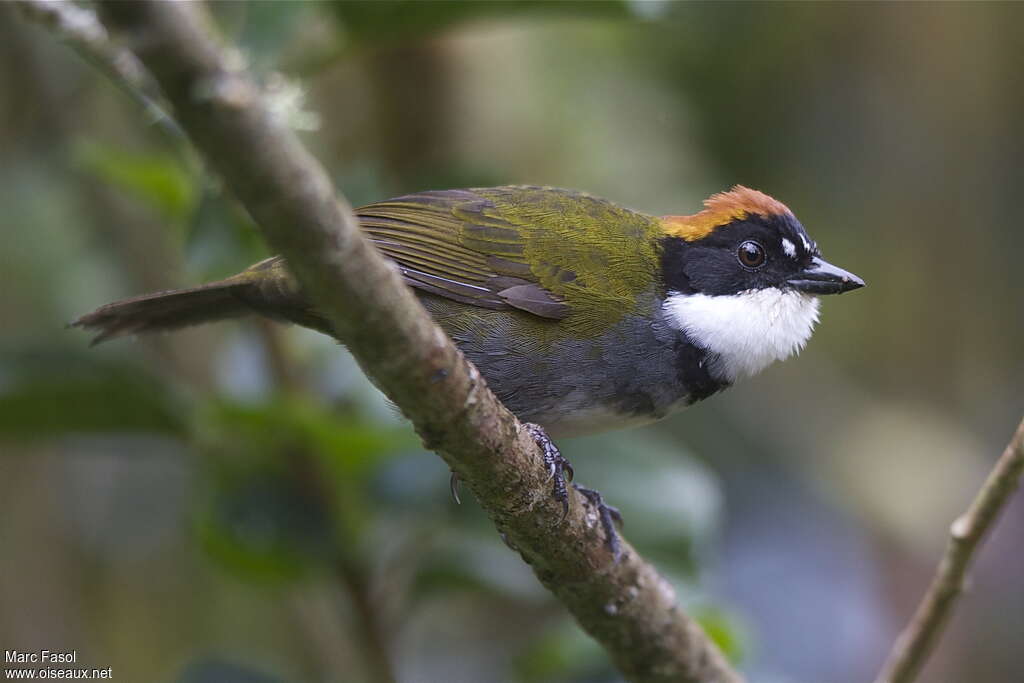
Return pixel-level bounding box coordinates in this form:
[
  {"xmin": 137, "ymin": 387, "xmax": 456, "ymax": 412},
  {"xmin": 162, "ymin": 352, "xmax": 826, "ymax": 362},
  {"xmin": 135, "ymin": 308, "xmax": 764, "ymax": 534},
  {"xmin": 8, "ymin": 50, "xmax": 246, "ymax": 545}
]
[
  {"xmin": 453, "ymin": 423, "xmax": 624, "ymax": 561},
  {"xmin": 523, "ymin": 424, "xmax": 623, "ymax": 560},
  {"xmin": 449, "ymin": 423, "xmax": 575, "ymax": 510},
  {"xmin": 574, "ymin": 484, "xmax": 624, "ymax": 563},
  {"xmin": 523, "ymin": 422, "xmax": 574, "ymax": 520}
]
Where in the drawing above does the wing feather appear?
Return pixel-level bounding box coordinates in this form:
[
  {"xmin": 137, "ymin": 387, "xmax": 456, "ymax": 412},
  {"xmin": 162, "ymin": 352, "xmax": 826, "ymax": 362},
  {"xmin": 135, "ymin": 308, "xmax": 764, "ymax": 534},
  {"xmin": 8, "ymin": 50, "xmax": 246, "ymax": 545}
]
[{"xmin": 354, "ymin": 186, "xmax": 660, "ymax": 326}]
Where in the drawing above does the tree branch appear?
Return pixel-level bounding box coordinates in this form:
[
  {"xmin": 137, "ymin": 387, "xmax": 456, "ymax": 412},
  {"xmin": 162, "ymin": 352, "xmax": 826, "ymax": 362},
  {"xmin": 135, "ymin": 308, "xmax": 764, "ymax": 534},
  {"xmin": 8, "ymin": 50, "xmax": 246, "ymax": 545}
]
[
  {"xmin": 875, "ymin": 416, "xmax": 1024, "ymax": 683},
  {"xmin": 45, "ymin": 2, "xmax": 743, "ymax": 681}
]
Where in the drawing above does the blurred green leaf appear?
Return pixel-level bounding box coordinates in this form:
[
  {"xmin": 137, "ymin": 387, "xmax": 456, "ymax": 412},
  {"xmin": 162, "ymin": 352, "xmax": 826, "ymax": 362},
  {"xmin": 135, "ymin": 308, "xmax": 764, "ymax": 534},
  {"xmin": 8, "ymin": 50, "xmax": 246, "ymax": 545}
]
[
  {"xmin": 561, "ymin": 431, "xmax": 723, "ymax": 578},
  {"xmin": 199, "ymin": 397, "xmax": 413, "ymax": 476},
  {"xmin": 513, "ymin": 621, "xmax": 610, "ymax": 683},
  {"xmin": 411, "ymin": 537, "xmax": 534, "ymax": 601},
  {"xmin": 73, "ymin": 139, "xmax": 198, "ymax": 221},
  {"xmin": 230, "ymin": 0, "xmax": 314, "ymax": 64},
  {"xmin": 0, "ymin": 349, "xmax": 187, "ymax": 439},
  {"xmin": 195, "ymin": 464, "xmax": 336, "ymax": 584},
  {"xmin": 194, "ymin": 396, "xmax": 414, "ymax": 582},
  {"xmin": 693, "ymin": 605, "xmax": 748, "ymax": 664}
]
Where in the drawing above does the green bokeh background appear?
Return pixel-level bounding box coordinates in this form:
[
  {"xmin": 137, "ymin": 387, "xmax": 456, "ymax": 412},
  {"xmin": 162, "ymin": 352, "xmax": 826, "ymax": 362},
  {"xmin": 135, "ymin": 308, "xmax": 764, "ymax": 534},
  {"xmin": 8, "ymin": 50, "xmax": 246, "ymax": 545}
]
[{"xmin": 2, "ymin": 2, "xmax": 1023, "ymax": 682}]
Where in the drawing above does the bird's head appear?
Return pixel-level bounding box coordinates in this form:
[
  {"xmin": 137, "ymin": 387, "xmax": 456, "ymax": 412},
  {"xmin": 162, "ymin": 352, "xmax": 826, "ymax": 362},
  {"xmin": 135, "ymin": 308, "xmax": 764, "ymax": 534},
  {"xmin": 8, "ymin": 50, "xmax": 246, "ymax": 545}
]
[{"xmin": 659, "ymin": 186, "xmax": 864, "ymax": 382}]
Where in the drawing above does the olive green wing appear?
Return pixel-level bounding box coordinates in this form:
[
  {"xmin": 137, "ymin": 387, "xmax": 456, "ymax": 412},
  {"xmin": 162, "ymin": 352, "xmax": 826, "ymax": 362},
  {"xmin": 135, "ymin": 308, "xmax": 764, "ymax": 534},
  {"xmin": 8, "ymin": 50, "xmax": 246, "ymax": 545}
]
[{"xmin": 357, "ymin": 186, "xmax": 662, "ymax": 330}]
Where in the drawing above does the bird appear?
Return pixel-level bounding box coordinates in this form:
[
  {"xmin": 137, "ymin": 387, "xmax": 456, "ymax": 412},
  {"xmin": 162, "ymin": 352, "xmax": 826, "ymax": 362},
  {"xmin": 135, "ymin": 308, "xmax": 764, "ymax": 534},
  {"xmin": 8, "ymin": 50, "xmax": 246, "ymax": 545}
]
[{"xmin": 74, "ymin": 184, "xmax": 863, "ymax": 550}]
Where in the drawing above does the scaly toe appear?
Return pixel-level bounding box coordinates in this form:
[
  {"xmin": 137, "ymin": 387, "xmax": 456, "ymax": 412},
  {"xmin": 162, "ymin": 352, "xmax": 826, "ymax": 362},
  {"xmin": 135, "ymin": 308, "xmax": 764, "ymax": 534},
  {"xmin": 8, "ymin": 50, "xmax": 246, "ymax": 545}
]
[
  {"xmin": 523, "ymin": 422, "xmax": 576, "ymax": 524},
  {"xmin": 574, "ymin": 484, "xmax": 625, "ymax": 562}
]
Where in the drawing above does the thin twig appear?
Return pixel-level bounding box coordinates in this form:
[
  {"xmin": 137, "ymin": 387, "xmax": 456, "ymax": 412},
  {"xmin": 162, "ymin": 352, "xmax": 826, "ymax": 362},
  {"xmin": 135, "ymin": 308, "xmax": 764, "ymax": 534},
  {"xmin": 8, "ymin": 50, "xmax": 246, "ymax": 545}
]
[
  {"xmin": 14, "ymin": 0, "xmax": 184, "ymax": 142},
  {"xmin": 257, "ymin": 322, "xmax": 398, "ymax": 682},
  {"xmin": 875, "ymin": 416, "xmax": 1024, "ymax": 683},
  {"xmin": 333, "ymin": 555, "xmax": 398, "ymax": 683},
  {"xmin": 31, "ymin": 2, "xmax": 744, "ymax": 681}
]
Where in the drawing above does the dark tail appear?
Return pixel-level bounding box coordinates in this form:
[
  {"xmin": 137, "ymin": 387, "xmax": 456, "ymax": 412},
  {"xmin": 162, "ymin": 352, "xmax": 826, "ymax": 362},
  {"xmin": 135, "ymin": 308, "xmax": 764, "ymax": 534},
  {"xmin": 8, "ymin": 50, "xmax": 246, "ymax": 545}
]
[
  {"xmin": 72, "ymin": 279, "xmax": 259, "ymax": 346},
  {"xmin": 72, "ymin": 258, "xmax": 334, "ymax": 345}
]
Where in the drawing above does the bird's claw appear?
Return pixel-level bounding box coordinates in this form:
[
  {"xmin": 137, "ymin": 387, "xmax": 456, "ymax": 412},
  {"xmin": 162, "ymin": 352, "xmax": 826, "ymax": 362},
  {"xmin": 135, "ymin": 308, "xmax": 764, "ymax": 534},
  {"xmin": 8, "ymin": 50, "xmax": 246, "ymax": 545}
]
[
  {"xmin": 458, "ymin": 423, "xmax": 623, "ymax": 561},
  {"xmin": 574, "ymin": 484, "xmax": 624, "ymax": 562},
  {"xmin": 524, "ymin": 423, "xmax": 574, "ymax": 517},
  {"xmin": 449, "ymin": 471, "xmax": 462, "ymax": 505}
]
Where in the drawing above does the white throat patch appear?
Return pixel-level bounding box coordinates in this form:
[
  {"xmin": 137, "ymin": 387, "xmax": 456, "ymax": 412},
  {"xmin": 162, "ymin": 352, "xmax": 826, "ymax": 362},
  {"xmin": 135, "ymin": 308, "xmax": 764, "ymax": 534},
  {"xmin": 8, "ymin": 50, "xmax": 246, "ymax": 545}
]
[{"xmin": 664, "ymin": 289, "xmax": 820, "ymax": 382}]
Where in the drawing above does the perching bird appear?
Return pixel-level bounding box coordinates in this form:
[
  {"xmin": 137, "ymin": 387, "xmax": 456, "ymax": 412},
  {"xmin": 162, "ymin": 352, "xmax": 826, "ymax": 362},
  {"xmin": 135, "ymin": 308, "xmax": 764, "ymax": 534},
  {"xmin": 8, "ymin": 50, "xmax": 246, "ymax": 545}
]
[{"xmin": 74, "ymin": 185, "xmax": 863, "ymax": 543}]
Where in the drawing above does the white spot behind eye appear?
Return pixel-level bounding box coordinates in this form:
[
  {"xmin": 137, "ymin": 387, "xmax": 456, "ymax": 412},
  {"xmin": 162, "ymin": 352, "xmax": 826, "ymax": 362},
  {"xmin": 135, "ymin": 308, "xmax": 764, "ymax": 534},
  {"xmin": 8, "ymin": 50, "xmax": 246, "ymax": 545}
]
[{"xmin": 782, "ymin": 238, "xmax": 797, "ymax": 258}]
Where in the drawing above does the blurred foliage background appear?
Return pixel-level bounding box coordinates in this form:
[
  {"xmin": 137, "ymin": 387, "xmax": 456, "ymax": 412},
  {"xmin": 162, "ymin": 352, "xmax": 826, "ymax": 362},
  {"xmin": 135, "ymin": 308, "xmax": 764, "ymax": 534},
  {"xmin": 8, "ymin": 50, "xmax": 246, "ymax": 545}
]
[{"xmin": 2, "ymin": 2, "xmax": 1023, "ymax": 682}]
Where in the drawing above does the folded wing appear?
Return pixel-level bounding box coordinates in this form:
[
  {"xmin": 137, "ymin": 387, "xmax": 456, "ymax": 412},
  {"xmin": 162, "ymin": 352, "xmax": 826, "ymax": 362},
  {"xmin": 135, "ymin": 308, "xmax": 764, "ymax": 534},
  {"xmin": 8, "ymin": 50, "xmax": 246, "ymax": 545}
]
[{"xmin": 357, "ymin": 186, "xmax": 660, "ymax": 330}]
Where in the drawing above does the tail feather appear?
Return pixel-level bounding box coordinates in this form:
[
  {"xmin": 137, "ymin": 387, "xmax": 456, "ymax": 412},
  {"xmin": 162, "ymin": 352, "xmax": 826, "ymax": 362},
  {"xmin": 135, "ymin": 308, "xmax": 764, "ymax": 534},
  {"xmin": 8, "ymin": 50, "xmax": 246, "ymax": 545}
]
[
  {"xmin": 74, "ymin": 257, "xmax": 337, "ymax": 345},
  {"xmin": 72, "ymin": 279, "xmax": 255, "ymax": 346}
]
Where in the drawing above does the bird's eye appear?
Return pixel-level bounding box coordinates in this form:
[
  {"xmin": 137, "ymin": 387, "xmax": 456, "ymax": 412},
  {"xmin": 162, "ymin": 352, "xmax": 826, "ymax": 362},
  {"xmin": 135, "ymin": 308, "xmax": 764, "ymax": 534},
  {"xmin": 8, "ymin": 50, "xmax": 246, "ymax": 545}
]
[{"xmin": 737, "ymin": 240, "xmax": 767, "ymax": 269}]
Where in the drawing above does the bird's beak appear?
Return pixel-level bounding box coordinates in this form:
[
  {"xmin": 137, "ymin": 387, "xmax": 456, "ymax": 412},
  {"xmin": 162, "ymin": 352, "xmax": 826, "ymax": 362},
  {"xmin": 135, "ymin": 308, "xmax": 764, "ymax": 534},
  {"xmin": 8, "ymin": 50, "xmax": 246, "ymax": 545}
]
[{"xmin": 787, "ymin": 256, "xmax": 865, "ymax": 295}]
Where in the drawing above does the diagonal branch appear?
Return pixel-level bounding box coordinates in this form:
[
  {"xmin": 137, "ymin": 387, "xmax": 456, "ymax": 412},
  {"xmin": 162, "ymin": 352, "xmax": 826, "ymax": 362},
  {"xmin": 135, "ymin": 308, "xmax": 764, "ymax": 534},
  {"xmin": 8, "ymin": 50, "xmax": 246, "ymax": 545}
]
[
  {"xmin": 14, "ymin": 0, "xmax": 183, "ymax": 142},
  {"xmin": 875, "ymin": 416, "xmax": 1024, "ymax": 683},
  {"xmin": 32, "ymin": 2, "xmax": 743, "ymax": 681}
]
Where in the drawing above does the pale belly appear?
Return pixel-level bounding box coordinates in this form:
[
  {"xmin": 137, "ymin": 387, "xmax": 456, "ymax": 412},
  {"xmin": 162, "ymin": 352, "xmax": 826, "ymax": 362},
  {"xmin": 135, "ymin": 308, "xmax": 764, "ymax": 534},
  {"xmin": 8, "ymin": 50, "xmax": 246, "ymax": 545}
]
[{"xmin": 535, "ymin": 399, "xmax": 691, "ymax": 439}]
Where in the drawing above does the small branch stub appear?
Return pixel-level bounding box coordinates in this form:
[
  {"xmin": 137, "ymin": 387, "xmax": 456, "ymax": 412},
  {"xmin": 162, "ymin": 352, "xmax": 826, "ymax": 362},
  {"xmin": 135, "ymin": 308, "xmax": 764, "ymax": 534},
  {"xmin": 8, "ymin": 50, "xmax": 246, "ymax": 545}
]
[{"xmin": 875, "ymin": 416, "xmax": 1024, "ymax": 683}]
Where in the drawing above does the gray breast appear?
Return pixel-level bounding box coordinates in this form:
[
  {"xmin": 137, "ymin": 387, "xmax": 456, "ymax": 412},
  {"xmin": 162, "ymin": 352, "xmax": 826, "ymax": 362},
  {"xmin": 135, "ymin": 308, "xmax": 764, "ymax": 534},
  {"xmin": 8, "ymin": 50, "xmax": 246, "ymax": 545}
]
[{"xmin": 423, "ymin": 293, "xmax": 701, "ymax": 438}]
